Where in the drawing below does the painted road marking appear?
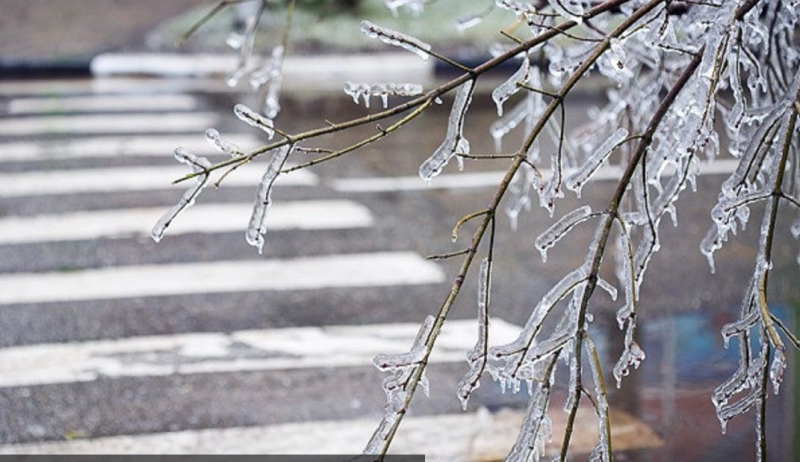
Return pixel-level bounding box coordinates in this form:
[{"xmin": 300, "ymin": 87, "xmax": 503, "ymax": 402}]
[
  {"xmin": 0, "ymin": 319, "xmax": 518, "ymax": 387},
  {"xmin": 0, "ymin": 165, "xmax": 317, "ymax": 197},
  {"xmin": 0, "ymin": 200, "xmax": 373, "ymax": 244},
  {"xmin": 0, "ymin": 134, "xmax": 264, "ymax": 161},
  {"xmin": 0, "ymin": 112, "xmax": 217, "ymax": 136},
  {"xmin": 0, "ymin": 251, "xmax": 445, "ymax": 305},
  {"xmin": 7, "ymin": 94, "xmax": 199, "ymax": 114}
]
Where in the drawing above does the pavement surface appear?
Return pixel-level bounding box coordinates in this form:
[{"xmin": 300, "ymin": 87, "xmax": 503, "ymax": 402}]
[{"xmin": 0, "ymin": 68, "xmax": 797, "ymax": 460}]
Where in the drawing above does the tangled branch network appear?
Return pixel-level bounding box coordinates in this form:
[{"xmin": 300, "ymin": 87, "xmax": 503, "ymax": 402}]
[{"xmin": 152, "ymin": 0, "xmax": 800, "ymax": 460}]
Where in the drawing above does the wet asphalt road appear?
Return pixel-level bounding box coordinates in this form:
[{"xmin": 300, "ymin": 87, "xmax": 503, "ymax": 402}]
[{"xmin": 0, "ymin": 77, "xmax": 797, "ymax": 459}]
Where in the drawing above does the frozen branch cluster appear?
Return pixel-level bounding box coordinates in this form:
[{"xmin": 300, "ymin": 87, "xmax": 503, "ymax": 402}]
[{"xmin": 152, "ymin": 0, "xmax": 800, "ymax": 460}]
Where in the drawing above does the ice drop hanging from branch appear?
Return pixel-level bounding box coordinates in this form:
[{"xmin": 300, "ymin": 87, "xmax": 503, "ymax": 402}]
[
  {"xmin": 234, "ymin": 103, "xmax": 276, "ymax": 140},
  {"xmin": 361, "ymin": 20, "xmax": 432, "ymax": 61},
  {"xmin": 205, "ymin": 128, "xmax": 243, "ymax": 157},
  {"xmin": 246, "ymin": 144, "xmax": 293, "ymax": 254},
  {"xmin": 151, "ymin": 148, "xmax": 211, "ymax": 242},
  {"xmin": 492, "ymin": 55, "xmax": 531, "ymax": 117},
  {"xmin": 419, "ymin": 79, "xmax": 476, "ymax": 181},
  {"xmin": 343, "ymin": 82, "xmax": 424, "ymax": 108}
]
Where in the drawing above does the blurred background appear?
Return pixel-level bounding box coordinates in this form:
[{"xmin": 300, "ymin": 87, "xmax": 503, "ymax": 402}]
[{"xmin": 0, "ymin": 1, "xmax": 798, "ymax": 460}]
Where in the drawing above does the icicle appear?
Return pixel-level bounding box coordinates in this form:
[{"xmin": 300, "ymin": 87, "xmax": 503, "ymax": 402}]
[
  {"xmin": 234, "ymin": 104, "xmax": 275, "ymax": 139},
  {"xmin": 205, "ymin": 128, "xmax": 243, "ymax": 157},
  {"xmin": 490, "ymin": 91, "xmax": 534, "ymax": 153},
  {"xmin": 344, "ymin": 82, "xmax": 423, "ymax": 108},
  {"xmin": 361, "ymin": 21, "xmax": 432, "ymax": 61},
  {"xmin": 566, "ymin": 128, "xmax": 629, "ymax": 197},
  {"xmin": 597, "ymin": 277, "xmax": 618, "ymax": 301},
  {"xmin": 534, "ymin": 205, "xmax": 593, "ymax": 262},
  {"xmin": 419, "ymin": 80, "xmax": 476, "ymax": 181},
  {"xmin": 151, "ymin": 148, "xmax": 211, "ymax": 242},
  {"xmin": 770, "ymin": 346, "xmax": 786, "ymax": 395},
  {"xmin": 612, "ymin": 339, "xmax": 645, "ymax": 388},
  {"xmin": 245, "ymin": 144, "xmax": 292, "ymax": 254},
  {"xmin": 457, "ymin": 258, "xmax": 491, "ymax": 410},
  {"xmin": 720, "ymin": 308, "xmax": 759, "ymax": 348},
  {"xmin": 492, "ymin": 55, "xmax": 530, "ymax": 117}
]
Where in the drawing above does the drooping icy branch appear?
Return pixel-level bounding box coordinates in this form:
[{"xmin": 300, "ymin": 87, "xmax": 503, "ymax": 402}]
[
  {"xmin": 457, "ymin": 257, "xmax": 491, "ymax": 410},
  {"xmin": 151, "ymin": 148, "xmax": 211, "ymax": 242},
  {"xmin": 343, "ymin": 81, "xmax": 423, "ymax": 108},
  {"xmin": 361, "ymin": 20, "xmax": 432, "ymax": 61},
  {"xmin": 492, "ymin": 55, "xmax": 530, "ymax": 117},
  {"xmin": 365, "ymin": 315, "xmax": 434, "ymax": 455},
  {"xmin": 566, "ymin": 128, "xmax": 629, "ymax": 197},
  {"xmin": 419, "ymin": 79, "xmax": 476, "ymax": 181},
  {"xmin": 535, "ymin": 205, "xmax": 594, "ymax": 262},
  {"xmin": 246, "ymin": 144, "xmax": 293, "ymax": 254}
]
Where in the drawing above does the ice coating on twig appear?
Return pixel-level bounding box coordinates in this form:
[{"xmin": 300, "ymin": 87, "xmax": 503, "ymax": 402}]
[
  {"xmin": 492, "ymin": 55, "xmax": 530, "ymax": 117},
  {"xmin": 246, "ymin": 144, "xmax": 292, "ymax": 254},
  {"xmin": 205, "ymin": 128, "xmax": 243, "ymax": 157},
  {"xmin": 457, "ymin": 258, "xmax": 491, "ymax": 410},
  {"xmin": 419, "ymin": 80, "xmax": 475, "ymax": 181},
  {"xmin": 504, "ymin": 379, "xmax": 554, "ymax": 461},
  {"xmin": 234, "ymin": 103, "xmax": 275, "ymax": 140},
  {"xmin": 535, "ymin": 205, "xmax": 593, "ymax": 262},
  {"xmin": 361, "ymin": 20, "xmax": 432, "ymax": 61},
  {"xmin": 566, "ymin": 128, "xmax": 629, "ymax": 197},
  {"xmin": 455, "ymin": 13, "xmax": 483, "ymax": 33},
  {"xmin": 496, "ymin": 0, "xmax": 537, "ymax": 19},
  {"xmin": 364, "ymin": 315, "xmax": 435, "ymax": 455},
  {"xmin": 225, "ymin": 3, "xmax": 262, "ymax": 87},
  {"xmin": 546, "ymin": 0, "xmax": 584, "ymax": 23},
  {"xmin": 151, "ymin": 148, "xmax": 211, "ymax": 242},
  {"xmin": 247, "ymin": 46, "xmax": 285, "ymax": 119},
  {"xmin": 586, "ymin": 336, "xmax": 611, "ymax": 462},
  {"xmin": 343, "ymin": 82, "xmax": 423, "ymax": 108},
  {"xmin": 384, "ymin": 0, "xmax": 425, "ymax": 17}
]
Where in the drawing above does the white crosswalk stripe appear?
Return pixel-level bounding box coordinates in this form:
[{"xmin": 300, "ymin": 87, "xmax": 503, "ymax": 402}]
[
  {"xmin": 0, "ymin": 200, "xmax": 373, "ymax": 244},
  {"xmin": 0, "ymin": 134, "xmax": 265, "ymax": 161},
  {"xmin": 0, "ymin": 319, "xmax": 518, "ymax": 388},
  {"xmin": 0, "ymin": 164, "xmax": 317, "ymax": 197},
  {"xmin": 0, "ymin": 252, "xmax": 445, "ymax": 305},
  {"xmin": 6, "ymin": 94, "xmax": 199, "ymax": 114},
  {"xmin": 0, "ymin": 112, "xmax": 218, "ymax": 136}
]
